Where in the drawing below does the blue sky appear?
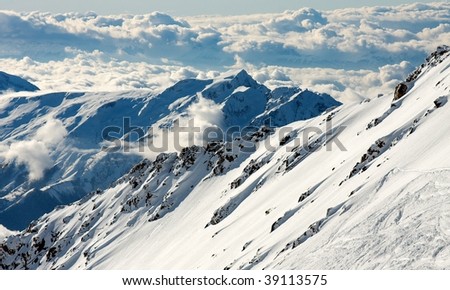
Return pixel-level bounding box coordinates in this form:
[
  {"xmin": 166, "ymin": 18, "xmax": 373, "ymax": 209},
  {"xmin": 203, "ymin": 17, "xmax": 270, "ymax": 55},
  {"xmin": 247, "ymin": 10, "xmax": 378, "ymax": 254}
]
[{"xmin": 0, "ymin": 0, "xmax": 441, "ymax": 15}]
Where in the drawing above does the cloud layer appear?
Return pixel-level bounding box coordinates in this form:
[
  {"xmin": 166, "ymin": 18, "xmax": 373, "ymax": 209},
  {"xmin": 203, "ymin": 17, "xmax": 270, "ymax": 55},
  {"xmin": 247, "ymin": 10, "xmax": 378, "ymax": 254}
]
[
  {"xmin": 0, "ymin": 2, "xmax": 448, "ymax": 102},
  {"xmin": 1, "ymin": 3, "xmax": 448, "ymax": 67},
  {"xmin": 1, "ymin": 118, "xmax": 67, "ymax": 180}
]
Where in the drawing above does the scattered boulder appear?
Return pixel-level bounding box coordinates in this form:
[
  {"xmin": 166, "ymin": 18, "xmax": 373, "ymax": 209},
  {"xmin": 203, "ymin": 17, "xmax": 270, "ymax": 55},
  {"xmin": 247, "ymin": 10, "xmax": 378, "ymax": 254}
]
[
  {"xmin": 406, "ymin": 46, "xmax": 450, "ymax": 83},
  {"xmin": 393, "ymin": 83, "xmax": 408, "ymax": 101},
  {"xmin": 434, "ymin": 96, "xmax": 448, "ymax": 108},
  {"xmin": 393, "ymin": 46, "xmax": 450, "ymax": 102}
]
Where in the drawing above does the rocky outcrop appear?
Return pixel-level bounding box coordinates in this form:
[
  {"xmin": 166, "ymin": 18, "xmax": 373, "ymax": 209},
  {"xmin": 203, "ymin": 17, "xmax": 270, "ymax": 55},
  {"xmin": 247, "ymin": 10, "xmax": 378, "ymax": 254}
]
[
  {"xmin": 393, "ymin": 45, "xmax": 450, "ymax": 101},
  {"xmin": 434, "ymin": 96, "xmax": 448, "ymax": 108},
  {"xmin": 406, "ymin": 45, "xmax": 450, "ymax": 83},
  {"xmin": 393, "ymin": 83, "xmax": 408, "ymax": 101}
]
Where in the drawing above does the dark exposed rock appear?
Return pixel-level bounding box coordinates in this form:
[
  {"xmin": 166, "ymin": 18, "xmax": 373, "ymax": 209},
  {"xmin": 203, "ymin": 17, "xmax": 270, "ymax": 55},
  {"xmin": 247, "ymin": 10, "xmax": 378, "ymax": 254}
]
[
  {"xmin": 349, "ymin": 138, "xmax": 387, "ymax": 179},
  {"xmin": 180, "ymin": 146, "xmax": 200, "ymax": 166},
  {"xmin": 298, "ymin": 190, "xmax": 312, "ymax": 203},
  {"xmin": 277, "ymin": 220, "xmax": 323, "ymax": 257},
  {"xmin": 406, "ymin": 45, "xmax": 450, "ymax": 83},
  {"xmin": 242, "ymin": 241, "xmax": 252, "ymax": 252},
  {"xmin": 393, "ymin": 46, "xmax": 450, "ymax": 102},
  {"xmin": 230, "ymin": 157, "xmax": 269, "ymax": 189},
  {"xmin": 32, "ymin": 238, "xmax": 46, "ymax": 252},
  {"xmin": 46, "ymin": 247, "xmax": 58, "ymax": 262},
  {"xmin": 393, "ymin": 83, "xmax": 408, "ymax": 101},
  {"xmin": 434, "ymin": 96, "xmax": 448, "ymax": 108},
  {"xmin": 1, "ymin": 243, "xmax": 16, "ymax": 255},
  {"xmin": 271, "ymin": 218, "xmax": 282, "ymax": 233},
  {"xmin": 205, "ymin": 141, "xmax": 223, "ymax": 153}
]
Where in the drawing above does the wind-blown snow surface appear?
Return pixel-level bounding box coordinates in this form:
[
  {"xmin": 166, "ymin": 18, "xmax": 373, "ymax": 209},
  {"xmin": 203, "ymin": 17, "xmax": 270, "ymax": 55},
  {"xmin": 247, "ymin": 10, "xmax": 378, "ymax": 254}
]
[
  {"xmin": 1, "ymin": 49, "xmax": 449, "ymax": 269},
  {"xmin": 0, "ymin": 70, "xmax": 339, "ymax": 230}
]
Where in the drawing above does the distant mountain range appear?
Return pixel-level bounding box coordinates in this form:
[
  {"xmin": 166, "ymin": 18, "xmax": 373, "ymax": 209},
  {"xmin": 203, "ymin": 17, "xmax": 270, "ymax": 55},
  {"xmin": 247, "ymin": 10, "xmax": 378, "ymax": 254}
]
[{"xmin": 0, "ymin": 69, "xmax": 339, "ymax": 230}]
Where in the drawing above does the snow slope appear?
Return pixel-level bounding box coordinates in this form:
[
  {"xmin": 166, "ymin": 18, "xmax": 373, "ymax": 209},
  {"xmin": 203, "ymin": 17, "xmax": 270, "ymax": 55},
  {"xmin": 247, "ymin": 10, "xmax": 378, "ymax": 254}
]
[
  {"xmin": 0, "ymin": 225, "xmax": 15, "ymax": 241},
  {"xmin": 0, "ymin": 71, "xmax": 39, "ymax": 93},
  {"xmin": 0, "ymin": 70, "xmax": 338, "ymax": 230},
  {"xmin": 1, "ymin": 47, "xmax": 449, "ymax": 269}
]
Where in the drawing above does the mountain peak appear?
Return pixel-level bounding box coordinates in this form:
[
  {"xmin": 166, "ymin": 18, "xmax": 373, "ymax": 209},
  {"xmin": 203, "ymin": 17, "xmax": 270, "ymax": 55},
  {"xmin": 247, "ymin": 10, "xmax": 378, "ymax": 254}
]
[
  {"xmin": 201, "ymin": 69, "xmax": 265, "ymax": 103},
  {"xmin": 224, "ymin": 69, "xmax": 249, "ymax": 78},
  {"xmin": 0, "ymin": 71, "xmax": 39, "ymax": 93},
  {"xmin": 0, "ymin": 72, "xmax": 338, "ymax": 230},
  {"xmin": 234, "ymin": 69, "xmax": 251, "ymax": 79},
  {"xmin": 224, "ymin": 69, "xmax": 259, "ymax": 88}
]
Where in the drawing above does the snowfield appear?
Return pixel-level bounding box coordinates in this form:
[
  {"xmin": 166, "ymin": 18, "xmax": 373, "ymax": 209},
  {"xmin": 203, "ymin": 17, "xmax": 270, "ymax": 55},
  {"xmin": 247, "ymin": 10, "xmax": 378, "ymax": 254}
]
[{"xmin": 1, "ymin": 47, "xmax": 449, "ymax": 270}]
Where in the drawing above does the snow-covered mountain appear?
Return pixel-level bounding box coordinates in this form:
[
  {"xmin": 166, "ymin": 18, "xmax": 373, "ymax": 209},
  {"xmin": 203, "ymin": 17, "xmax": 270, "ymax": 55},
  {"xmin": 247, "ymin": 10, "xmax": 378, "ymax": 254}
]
[
  {"xmin": 0, "ymin": 71, "xmax": 39, "ymax": 93},
  {"xmin": 1, "ymin": 47, "xmax": 449, "ymax": 270},
  {"xmin": 0, "ymin": 225, "xmax": 15, "ymax": 241},
  {"xmin": 0, "ymin": 69, "xmax": 339, "ymax": 230}
]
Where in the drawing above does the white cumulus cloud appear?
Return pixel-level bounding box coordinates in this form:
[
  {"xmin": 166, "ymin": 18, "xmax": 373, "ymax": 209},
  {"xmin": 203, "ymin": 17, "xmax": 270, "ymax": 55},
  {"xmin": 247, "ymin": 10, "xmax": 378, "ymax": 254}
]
[
  {"xmin": 0, "ymin": 2, "xmax": 447, "ymax": 103},
  {"xmin": 1, "ymin": 118, "xmax": 67, "ymax": 180}
]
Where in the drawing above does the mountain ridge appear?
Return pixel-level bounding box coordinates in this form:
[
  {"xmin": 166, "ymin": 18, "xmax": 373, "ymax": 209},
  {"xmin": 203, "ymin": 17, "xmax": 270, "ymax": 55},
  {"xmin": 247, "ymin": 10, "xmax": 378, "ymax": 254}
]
[
  {"xmin": 0, "ymin": 71, "xmax": 39, "ymax": 93},
  {"xmin": 0, "ymin": 70, "xmax": 339, "ymax": 230},
  {"xmin": 1, "ymin": 47, "xmax": 449, "ymax": 269}
]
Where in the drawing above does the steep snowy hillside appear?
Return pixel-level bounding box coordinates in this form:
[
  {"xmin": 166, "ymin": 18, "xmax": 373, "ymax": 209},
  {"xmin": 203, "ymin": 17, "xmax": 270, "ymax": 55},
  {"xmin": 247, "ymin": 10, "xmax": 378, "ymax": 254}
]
[
  {"xmin": 1, "ymin": 47, "xmax": 449, "ymax": 270},
  {"xmin": 0, "ymin": 70, "xmax": 339, "ymax": 230},
  {"xmin": 0, "ymin": 71, "xmax": 39, "ymax": 93},
  {"xmin": 0, "ymin": 225, "xmax": 15, "ymax": 241}
]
